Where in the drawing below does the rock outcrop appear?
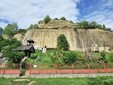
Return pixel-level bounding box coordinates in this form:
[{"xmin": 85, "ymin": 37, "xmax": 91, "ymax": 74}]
[
  {"xmin": 21, "ymin": 20, "xmax": 113, "ymax": 52},
  {"xmin": 13, "ymin": 33, "xmax": 24, "ymax": 41},
  {"xmin": 38, "ymin": 20, "xmax": 75, "ymax": 29}
]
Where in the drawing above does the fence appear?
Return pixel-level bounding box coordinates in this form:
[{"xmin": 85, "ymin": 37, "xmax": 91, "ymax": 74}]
[{"xmin": 0, "ymin": 63, "xmax": 113, "ymax": 76}]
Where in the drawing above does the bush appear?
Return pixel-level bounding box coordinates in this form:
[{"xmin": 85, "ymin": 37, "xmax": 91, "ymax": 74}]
[{"xmin": 64, "ymin": 51, "xmax": 77, "ymax": 65}]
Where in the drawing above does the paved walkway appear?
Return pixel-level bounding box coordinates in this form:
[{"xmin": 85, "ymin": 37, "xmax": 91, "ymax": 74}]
[
  {"xmin": 1, "ymin": 73, "xmax": 113, "ymax": 78},
  {"xmin": 30, "ymin": 73, "xmax": 113, "ymax": 78}
]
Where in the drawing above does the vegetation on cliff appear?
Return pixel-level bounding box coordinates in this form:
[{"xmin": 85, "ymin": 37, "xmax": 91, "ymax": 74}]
[
  {"xmin": 57, "ymin": 34, "xmax": 69, "ymax": 51},
  {"xmin": 76, "ymin": 20, "xmax": 112, "ymax": 32}
]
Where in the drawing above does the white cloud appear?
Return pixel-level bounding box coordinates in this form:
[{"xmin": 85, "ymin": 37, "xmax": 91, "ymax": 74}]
[
  {"xmin": 0, "ymin": 0, "xmax": 80, "ymax": 28},
  {"xmin": 79, "ymin": 0, "xmax": 113, "ymax": 29}
]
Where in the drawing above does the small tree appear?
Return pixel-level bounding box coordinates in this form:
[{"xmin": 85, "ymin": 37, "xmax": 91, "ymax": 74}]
[
  {"xmin": 3, "ymin": 23, "xmax": 18, "ymax": 36},
  {"xmin": 57, "ymin": 34, "xmax": 69, "ymax": 51},
  {"xmin": 60, "ymin": 17, "xmax": 66, "ymax": 20},
  {"xmin": 44, "ymin": 15, "xmax": 51, "ymax": 23}
]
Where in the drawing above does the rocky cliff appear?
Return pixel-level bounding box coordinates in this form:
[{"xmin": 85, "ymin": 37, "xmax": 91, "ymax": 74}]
[{"xmin": 22, "ymin": 20, "xmax": 113, "ymax": 52}]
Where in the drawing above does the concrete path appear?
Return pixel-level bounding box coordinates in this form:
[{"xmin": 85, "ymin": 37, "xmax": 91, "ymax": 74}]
[
  {"xmin": 30, "ymin": 73, "xmax": 113, "ymax": 78},
  {"xmin": 1, "ymin": 73, "xmax": 113, "ymax": 78}
]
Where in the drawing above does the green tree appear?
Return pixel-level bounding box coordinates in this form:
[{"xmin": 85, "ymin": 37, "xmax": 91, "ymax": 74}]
[
  {"xmin": 60, "ymin": 17, "xmax": 66, "ymax": 20},
  {"xmin": 89, "ymin": 21, "xmax": 97, "ymax": 29},
  {"xmin": 28, "ymin": 24, "xmax": 34, "ymax": 29},
  {"xmin": 3, "ymin": 23, "xmax": 18, "ymax": 36},
  {"xmin": 44, "ymin": 15, "xmax": 51, "ymax": 23},
  {"xmin": 0, "ymin": 27, "xmax": 3, "ymax": 35},
  {"xmin": 102, "ymin": 24, "xmax": 106, "ymax": 29},
  {"xmin": 28, "ymin": 24, "xmax": 38, "ymax": 30},
  {"xmin": 97, "ymin": 24, "xmax": 103, "ymax": 29},
  {"xmin": 57, "ymin": 34, "xmax": 69, "ymax": 51},
  {"xmin": 77, "ymin": 20, "xmax": 89, "ymax": 29},
  {"xmin": 1, "ymin": 38, "xmax": 23, "ymax": 63},
  {"xmin": 82, "ymin": 20, "xmax": 89, "ymax": 29},
  {"xmin": 2, "ymin": 46, "xmax": 24, "ymax": 63},
  {"xmin": 17, "ymin": 29, "xmax": 26, "ymax": 34}
]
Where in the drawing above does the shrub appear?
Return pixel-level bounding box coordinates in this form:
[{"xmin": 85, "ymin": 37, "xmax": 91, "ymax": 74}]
[{"xmin": 64, "ymin": 51, "xmax": 77, "ymax": 65}]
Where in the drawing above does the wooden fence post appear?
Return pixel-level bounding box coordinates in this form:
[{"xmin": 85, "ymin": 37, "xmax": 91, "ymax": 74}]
[{"xmin": 104, "ymin": 63, "xmax": 107, "ymax": 73}]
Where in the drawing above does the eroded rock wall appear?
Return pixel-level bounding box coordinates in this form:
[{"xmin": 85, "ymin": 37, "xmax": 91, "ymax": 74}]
[
  {"xmin": 22, "ymin": 28, "xmax": 113, "ymax": 52},
  {"xmin": 22, "ymin": 28, "xmax": 76, "ymax": 50}
]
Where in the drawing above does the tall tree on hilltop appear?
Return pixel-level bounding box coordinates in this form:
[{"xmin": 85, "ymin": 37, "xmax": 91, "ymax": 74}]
[
  {"xmin": 60, "ymin": 17, "xmax": 66, "ymax": 20},
  {"xmin": 44, "ymin": 15, "xmax": 51, "ymax": 23},
  {"xmin": 89, "ymin": 21, "xmax": 97, "ymax": 29},
  {"xmin": 28, "ymin": 24, "xmax": 34, "ymax": 29}
]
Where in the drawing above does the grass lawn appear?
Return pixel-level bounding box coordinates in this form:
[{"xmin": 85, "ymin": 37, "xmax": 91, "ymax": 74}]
[{"xmin": 0, "ymin": 76, "xmax": 113, "ymax": 85}]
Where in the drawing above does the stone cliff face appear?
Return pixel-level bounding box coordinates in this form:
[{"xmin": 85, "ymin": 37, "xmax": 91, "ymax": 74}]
[
  {"xmin": 22, "ymin": 20, "xmax": 113, "ymax": 52},
  {"xmin": 13, "ymin": 34, "xmax": 24, "ymax": 41},
  {"xmin": 22, "ymin": 28, "xmax": 76, "ymax": 50},
  {"xmin": 75, "ymin": 29, "xmax": 113, "ymax": 52}
]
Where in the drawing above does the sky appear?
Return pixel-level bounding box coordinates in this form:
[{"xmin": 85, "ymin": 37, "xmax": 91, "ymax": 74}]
[{"xmin": 0, "ymin": 0, "xmax": 113, "ymax": 29}]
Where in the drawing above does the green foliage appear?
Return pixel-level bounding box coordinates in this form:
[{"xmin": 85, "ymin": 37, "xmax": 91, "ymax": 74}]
[
  {"xmin": 0, "ymin": 27, "xmax": 3, "ymax": 34},
  {"xmin": 76, "ymin": 21, "xmax": 88, "ymax": 29},
  {"xmin": 3, "ymin": 23, "xmax": 18, "ymax": 36},
  {"xmin": 25, "ymin": 58, "xmax": 34, "ymax": 64},
  {"xmin": 28, "ymin": 24, "xmax": 38, "ymax": 29},
  {"xmin": 77, "ymin": 20, "xmax": 112, "ymax": 32},
  {"xmin": 0, "ymin": 38, "xmax": 24, "ymax": 63},
  {"xmin": 0, "ymin": 38, "xmax": 21, "ymax": 51},
  {"xmin": 2, "ymin": 46, "xmax": 24, "ymax": 63},
  {"xmin": 44, "ymin": 15, "xmax": 51, "ymax": 23},
  {"xmin": 54, "ymin": 18, "xmax": 59, "ymax": 20},
  {"xmin": 60, "ymin": 17, "xmax": 66, "ymax": 20},
  {"xmin": 88, "ymin": 77, "xmax": 113, "ymax": 85},
  {"xmin": 63, "ymin": 51, "xmax": 77, "ymax": 65},
  {"xmin": 17, "ymin": 29, "xmax": 26, "ymax": 35},
  {"xmin": 51, "ymin": 50, "xmax": 64, "ymax": 65},
  {"xmin": 89, "ymin": 21, "xmax": 97, "ymax": 28},
  {"xmin": 0, "ymin": 35, "xmax": 4, "ymax": 41},
  {"xmin": 105, "ymin": 53, "xmax": 113, "ymax": 63},
  {"xmin": 100, "ymin": 51, "xmax": 106, "ymax": 60},
  {"xmin": 57, "ymin": 34, "xmax": 69, "ymax": 51},
  {"xmin": 20, "ymin": 69, "xmax": 25, "ymax": 76}
]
